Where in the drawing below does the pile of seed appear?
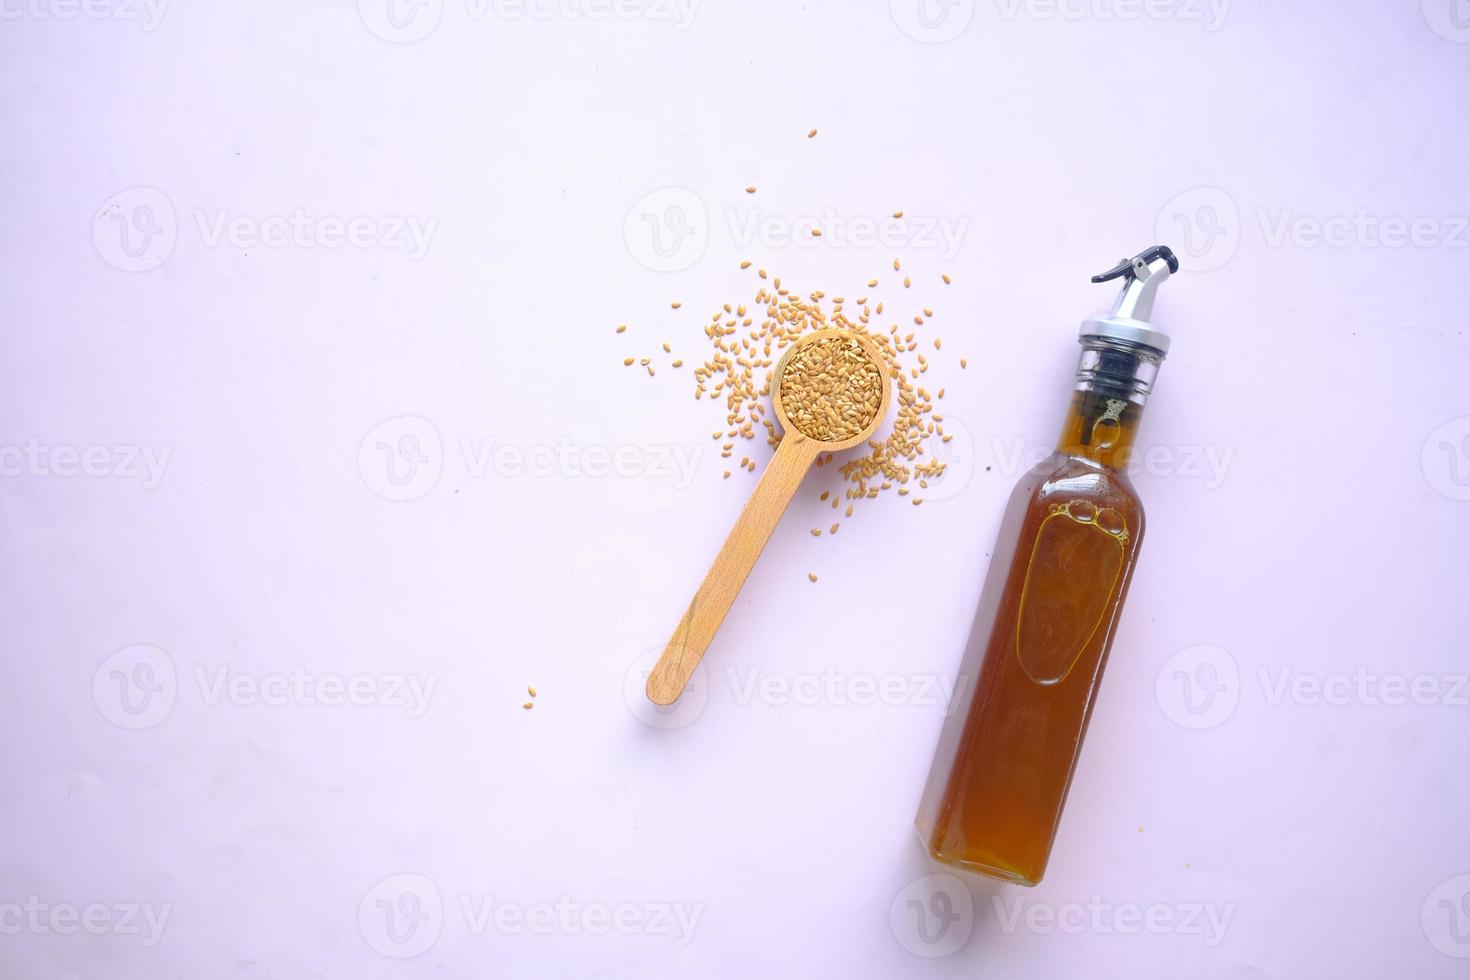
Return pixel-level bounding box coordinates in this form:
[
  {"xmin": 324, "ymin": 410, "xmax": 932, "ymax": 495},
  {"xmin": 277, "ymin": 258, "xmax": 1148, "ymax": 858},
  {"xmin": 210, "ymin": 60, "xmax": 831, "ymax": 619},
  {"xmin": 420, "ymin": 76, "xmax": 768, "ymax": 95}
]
[
  {"xmin": 779, "ymin": 336, "xmax": 883, "ymax": 442},
  {"xmin": 620, "ymin": 260, "xmax": 963, "ymax": 526}
]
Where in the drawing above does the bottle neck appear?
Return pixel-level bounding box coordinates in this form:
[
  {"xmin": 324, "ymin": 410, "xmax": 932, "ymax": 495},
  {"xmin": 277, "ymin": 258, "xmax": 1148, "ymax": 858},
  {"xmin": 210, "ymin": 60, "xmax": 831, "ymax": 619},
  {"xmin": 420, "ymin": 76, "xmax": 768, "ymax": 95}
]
[
  {"xmin": 1055, "ymin": 389, "xmax": 1144, "ymax": 468},
  {"xmin": 1056, "ymin": 337, "xmax": 1165, "ymax": 468}
]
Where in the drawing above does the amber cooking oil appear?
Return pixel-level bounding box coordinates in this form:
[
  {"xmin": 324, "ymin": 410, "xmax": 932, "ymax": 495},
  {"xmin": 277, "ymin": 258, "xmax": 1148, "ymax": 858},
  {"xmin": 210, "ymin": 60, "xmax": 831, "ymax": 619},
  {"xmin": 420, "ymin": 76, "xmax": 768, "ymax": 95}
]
[{"xmin": 917, "ymin": 246, "xmax": 1180, "ymax": 886}]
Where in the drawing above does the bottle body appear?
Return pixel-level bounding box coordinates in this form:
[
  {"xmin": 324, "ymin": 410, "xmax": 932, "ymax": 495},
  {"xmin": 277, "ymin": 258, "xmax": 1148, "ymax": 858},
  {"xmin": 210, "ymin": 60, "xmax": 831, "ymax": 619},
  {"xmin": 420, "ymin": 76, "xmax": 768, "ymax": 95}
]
[{"xmin": 917, "ymin": 387, "xmax": 1149, "ymax": 886}]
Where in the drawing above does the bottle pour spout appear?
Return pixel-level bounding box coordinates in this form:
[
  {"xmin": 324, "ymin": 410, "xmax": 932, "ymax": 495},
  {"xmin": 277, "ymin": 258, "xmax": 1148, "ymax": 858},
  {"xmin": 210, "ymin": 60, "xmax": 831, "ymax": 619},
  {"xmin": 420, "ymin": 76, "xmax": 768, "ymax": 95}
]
[{"xmin": 1080, "ymin": 245, "xmax": 1179, "ymax": 356}]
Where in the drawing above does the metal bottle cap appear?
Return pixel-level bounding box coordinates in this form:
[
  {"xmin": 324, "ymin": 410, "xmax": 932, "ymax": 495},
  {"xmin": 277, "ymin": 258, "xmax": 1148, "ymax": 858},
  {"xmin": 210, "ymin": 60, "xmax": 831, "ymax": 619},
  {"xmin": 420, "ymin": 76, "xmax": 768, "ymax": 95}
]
[{"xmin": 1079, "ymin": 245, "xmax": 1179, "ymax": 356}]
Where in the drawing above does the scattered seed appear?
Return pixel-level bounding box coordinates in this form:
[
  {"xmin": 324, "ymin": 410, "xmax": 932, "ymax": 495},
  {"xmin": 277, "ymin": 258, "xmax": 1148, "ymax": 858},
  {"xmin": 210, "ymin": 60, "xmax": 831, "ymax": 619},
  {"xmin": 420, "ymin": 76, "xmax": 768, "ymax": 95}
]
[
  {"xmin": 892, "ymin": 210, "xmax": 904, "ymax": 219},
  {"xmin": 528, "ymin": 686, "xmax": 537, "ymax": 697},
  {"xmin": 745, "ymin": 186, "xmax": 757, "ymax": 194},
  {"xmin": 616, "ymin": 324, "xmax": 627, "ymax": 333},
  {"xmin": 522, "ymin": 702, "xmax": 533, "ymax": 710},
  {"xmin": 662, "ymin": 342, "xmax": 672, "ymax": 353},
  {"xmin": 810, "ymin": 228, "xmax": 823, "ymax": 237},
  {"xmin": 811, "ymin": 528, "xmax": 821, "ymax": 536},
  {"xmin": 829, "ymin": 523, "xmax": 839, "ymax": 534},
  {"xmin": 960, "ymin": 358, "xmax": 968, "ymax": 369},
  {"xmin": 893, "ymin": 258, "xmax": 901, "ymax": 271},
  {"xmin": 622, "ymin": 267, "xmax": 954, "ymax": 523},
  {"xmin": 623, "ymin": 357, "xmax": 634, "ymax": 366},
  {"xmin": 807, "ymin": 128, "xmax": 818, "ymax": 138},
  {"xmin": 942, "ymin": 273, "xmax": 952, "ymax": 284},
  {"xmin": 740, "ymin": 260, "xmax": 752, "ymax": 269},
  {"xmin": 809, "ymin": 572, "xmax": 818, "ymax": 582},
  {"xmin": 671, "ymin": 301, "xmax": 682, "ymax": 309}
]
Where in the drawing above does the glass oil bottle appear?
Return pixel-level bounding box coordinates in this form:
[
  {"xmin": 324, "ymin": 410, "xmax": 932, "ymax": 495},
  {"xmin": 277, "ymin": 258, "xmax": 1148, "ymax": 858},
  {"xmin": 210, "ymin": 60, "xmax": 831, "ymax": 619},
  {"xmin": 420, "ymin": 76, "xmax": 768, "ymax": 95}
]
[{"xmin": 916, "ymin": 246, "xmax": 1180, "ymax": 886}]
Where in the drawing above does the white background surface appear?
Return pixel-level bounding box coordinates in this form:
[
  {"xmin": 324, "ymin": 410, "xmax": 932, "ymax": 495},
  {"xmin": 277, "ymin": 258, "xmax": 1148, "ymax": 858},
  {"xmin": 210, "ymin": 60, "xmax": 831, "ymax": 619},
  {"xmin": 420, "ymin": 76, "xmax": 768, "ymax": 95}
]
[{"xmin": 3, "ymin": 0, "xmax": 1469, "ymax": 976}]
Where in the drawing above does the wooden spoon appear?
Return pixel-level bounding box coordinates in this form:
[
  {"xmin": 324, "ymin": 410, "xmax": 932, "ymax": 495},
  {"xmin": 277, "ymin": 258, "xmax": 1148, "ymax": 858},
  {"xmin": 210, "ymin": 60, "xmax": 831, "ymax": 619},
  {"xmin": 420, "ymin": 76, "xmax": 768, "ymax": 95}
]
[{"xmin": 645, "ymin": 328, "xmax": 894, "ymax": 706}]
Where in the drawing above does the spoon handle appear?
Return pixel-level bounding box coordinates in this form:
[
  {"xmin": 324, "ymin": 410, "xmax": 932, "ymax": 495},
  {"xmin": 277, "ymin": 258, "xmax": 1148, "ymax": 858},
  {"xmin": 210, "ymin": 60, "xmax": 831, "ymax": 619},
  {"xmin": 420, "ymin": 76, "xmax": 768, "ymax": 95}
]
[{"xmin": 646, "ymin": 433, "xmax": 824, "ymax": 705}]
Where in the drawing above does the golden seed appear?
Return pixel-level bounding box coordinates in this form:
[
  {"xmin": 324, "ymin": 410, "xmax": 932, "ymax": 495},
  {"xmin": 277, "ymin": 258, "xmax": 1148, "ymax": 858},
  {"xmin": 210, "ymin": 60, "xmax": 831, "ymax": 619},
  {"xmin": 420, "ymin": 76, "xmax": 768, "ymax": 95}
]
[
  {"xmin": 924, "ymin": 309, "xmax": 934, "ymax": 318},
  {"xmin": 662, "ymin": 342, "xmax": 672, "ymax": 353},
  {"xmin": 892, "ymin": 210, "xmax": 903, "ymax": 218},
  {"xmin": 811, "ymin": 528, "xmax": 821, "ymax": 536},
  {"xmin": 942, "ymin": 273, "xmax": 952, "ymax": 284},
  {"xmin": 893, "ymin": 258, "xmax": 901, "ymax": 271},
  {"xmin": 740, "ymin": 260, "xmax": 752, "ymax": 269},
  {"xmin": 616, "ymin": 324, "xmax": 626, "ymax": 333},
  {"xmin": 830, "ymin": 523, "xmax": 839, "ymax": 534},
  {"xmin": 904, "ymin": 276, "xmax": 911, "ymax": 288},
  {"xmin": 811, "ymin": 228, "xmax": 823, "ymax": 237},
  {"xmin": 671, "ymin": 301, "xmax": 682, "ymax": 309},
  {"xmin": 912, "ymin": 498, "xmax": 923, "ymax": 506},
  {"xmin": 809, "ymin": 572, "xmax": 818, "ymax": 582},
  {"xmin": 960, "ymin": 358, "xmax": 968, "ymax": 369},
  {"xmin": 820, "ymin": 491, "xmax": 829, "ymax": 501},
  {"xmin": 672, "ymin": 359, "xmax": 683, "ymax": 367},
  {"xmin": 522, "ymin": 702, "xmax": 533, "ymax": 710},
  {"xmin": 745, "ymin": 186, "xmax": 757, "ymax": 193},
  {"xmin": 528, "ymin": 686, "xmax": 537, "ymax": 697},
  {"xmin": 807, "ymin": 128, "xmax": 818, "ymax": 138},
  {"xmin": 623, "ymin": 357, "xmax": 634, "ymax": 366},
  {"xmin": 647, "ymin": 366, "xmax": 655, "ymax": 376}
]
